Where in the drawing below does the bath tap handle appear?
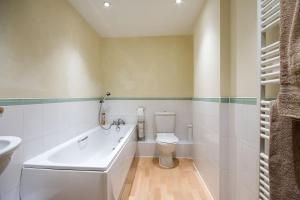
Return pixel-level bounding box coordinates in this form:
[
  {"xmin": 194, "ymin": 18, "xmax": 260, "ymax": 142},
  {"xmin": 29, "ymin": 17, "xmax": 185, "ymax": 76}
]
[
  {"xmin": 112, "ymin": 119, "xmax": 125, "ymax": 126},
  {"xmin": 78, "ymin": 136, "xmax": 88, "ymax": 143},
  {"xmin": 117, "ymin": 119, "xmax": 126, "ymax": 125}
]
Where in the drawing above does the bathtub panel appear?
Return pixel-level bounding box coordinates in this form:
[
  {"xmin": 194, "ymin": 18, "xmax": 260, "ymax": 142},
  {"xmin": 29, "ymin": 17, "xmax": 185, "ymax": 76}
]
[
  {"xmin": 20, "ymin": 168, "xmax": 107, "ymax": 200},
  {"xmin": 107, "ymin": 128, "xmax": 137, "ymax": 200}
]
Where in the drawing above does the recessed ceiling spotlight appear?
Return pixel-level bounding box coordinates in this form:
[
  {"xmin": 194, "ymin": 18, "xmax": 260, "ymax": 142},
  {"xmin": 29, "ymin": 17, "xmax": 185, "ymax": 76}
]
[
  {"xmin": 176, "ymin": 0, "xmax": 183, "ymax": 4},
  {"xmin": 104, "ymin": 1, "xmax": 111, "ymax": 8}
]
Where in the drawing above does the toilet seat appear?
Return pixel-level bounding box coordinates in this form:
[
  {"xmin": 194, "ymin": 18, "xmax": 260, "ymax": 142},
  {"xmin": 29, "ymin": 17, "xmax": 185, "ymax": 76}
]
[{"xmin": 156, "ymin": 133, "xmax": 179, "ymax": 144}]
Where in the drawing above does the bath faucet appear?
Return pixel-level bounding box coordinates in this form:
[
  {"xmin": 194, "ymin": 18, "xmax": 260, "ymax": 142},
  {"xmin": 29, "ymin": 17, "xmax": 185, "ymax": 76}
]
[
  {"xmin": 112, "ymin": 118, "xmax": 126, "ymax": 131},
  {"xmin": 112, "ymin": 119, "xmax": 125, "ymax": 126},
  {"xmin": 117, "ymin": 119, "xmax": 125, "ymax": 125}
]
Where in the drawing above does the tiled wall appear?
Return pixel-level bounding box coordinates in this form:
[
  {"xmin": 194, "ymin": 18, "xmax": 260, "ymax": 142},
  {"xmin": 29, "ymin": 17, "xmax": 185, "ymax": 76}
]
[
  {"xmin": 0, "ymin": 101, "xmax": 99, "ymax": 200},
  {"xmin": 104, "ymin": 100, "xmax": 193, "ymax": 141},
  {"xmin": 104, "ymin": 100, "xmax": 193, "ymax": 158},
  {"xmin": 193, "ymin": 101, "xmax": 220, "ymax": 199},
  {"xmin": 0, "ymin": 98, "xmax": 259, "ymax": 200},
  {"xmin": 230, "ymin": 103, "xmax": 259, "ymax": 200},
  {"xmin": 192, "ymin": 100, "xmax": 259, "ymax": 200},
  {"xmin": 0, "ymin": 99, "xmax": 193, "ymax": 200}
]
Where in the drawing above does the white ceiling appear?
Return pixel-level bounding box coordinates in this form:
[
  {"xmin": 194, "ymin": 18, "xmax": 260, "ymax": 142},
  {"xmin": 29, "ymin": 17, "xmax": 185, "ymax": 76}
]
[{"xmin": 69, "ymin": 0, "xmax": 203, "ymax": 38}]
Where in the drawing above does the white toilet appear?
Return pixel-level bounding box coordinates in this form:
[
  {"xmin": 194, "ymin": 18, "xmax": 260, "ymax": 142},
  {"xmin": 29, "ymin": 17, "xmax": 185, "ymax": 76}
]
[{"xmin": 154, "ymin": 112, "xmax": 179, "ymax": 168}]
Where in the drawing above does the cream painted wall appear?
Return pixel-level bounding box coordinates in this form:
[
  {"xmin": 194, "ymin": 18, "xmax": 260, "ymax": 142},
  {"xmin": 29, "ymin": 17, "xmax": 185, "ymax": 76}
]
[
  {"xmin": 100, "ymin": 36, "xmax": 193, "ymax": 97},
  {"xmin": 0, "ymin": 0, "xmax": 193, "ymax": 99},
  {"xmin": 230, "ymin": 0, "xmax": 258, "ymax": 97},
  {"xmin": 0, "ymin": 0, "xmax": 103, "ymax": 98},
  {"xmin": 220, "ymin": 0, "xmax": 231, "ymax": 97},
  {"xmin": 0, "ymin": 0, "xmax": 259, "ymax": 100},
  {"xmin": 193, "ymin": 0, "xmax": 221, "ymax": 98},
  {"xmin": 194, "ymin": 0, "xmax": 258, "ymax": 98},
  {"xmin": 0, "ymin": 0, "xmax": 258, "ymax": 99}
]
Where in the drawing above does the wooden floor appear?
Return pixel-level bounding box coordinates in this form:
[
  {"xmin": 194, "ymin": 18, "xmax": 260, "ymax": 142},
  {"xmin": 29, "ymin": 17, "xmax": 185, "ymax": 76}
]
[{"xmin": 120, "ymin": 157, "xmax": 211, "ymax": 200}]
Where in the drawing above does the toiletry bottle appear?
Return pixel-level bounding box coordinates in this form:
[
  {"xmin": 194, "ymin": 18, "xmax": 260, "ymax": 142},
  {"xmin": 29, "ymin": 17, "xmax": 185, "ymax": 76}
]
[{"xmin": 101, "ymin": 113, "xmax": 106, "ymax": 125}]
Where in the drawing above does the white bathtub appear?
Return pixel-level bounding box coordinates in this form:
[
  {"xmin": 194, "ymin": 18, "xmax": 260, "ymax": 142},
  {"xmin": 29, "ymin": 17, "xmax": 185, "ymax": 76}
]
[{"xmin": 20, "ymin": 125, "xmax": 137, "ymax": 200}]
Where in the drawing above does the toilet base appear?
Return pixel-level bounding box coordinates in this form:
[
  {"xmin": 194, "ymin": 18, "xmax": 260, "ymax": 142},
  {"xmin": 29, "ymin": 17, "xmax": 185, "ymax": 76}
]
[{"xmin": 159, "ymin": 154, "xmax": 174, "ymax": 168}]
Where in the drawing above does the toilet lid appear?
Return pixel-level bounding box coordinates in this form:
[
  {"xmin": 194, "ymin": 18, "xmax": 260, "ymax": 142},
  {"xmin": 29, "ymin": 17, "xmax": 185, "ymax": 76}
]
[{"xmin": 156, "ymin": 133, "xmax": 179, "ymax": 144}]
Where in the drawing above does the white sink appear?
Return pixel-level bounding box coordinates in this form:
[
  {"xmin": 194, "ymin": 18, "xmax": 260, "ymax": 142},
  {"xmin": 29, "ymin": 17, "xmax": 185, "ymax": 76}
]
[
  {"xmin": 0, "ymin": 136, "xmax": 22, "ymax": 174},
  {"xmin": 0, "ymin": 136, "xmax": 22, "ymax": 156}
]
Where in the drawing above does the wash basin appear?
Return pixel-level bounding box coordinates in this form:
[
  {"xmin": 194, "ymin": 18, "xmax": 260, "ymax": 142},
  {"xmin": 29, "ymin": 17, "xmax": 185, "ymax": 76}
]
[
  {"xmin": 0, "ymin": 136, "xmax": 22, "ymax": 174},
  {"xmin": 0, "ymin": 136, "xmax": 21, "ymax": 156}
]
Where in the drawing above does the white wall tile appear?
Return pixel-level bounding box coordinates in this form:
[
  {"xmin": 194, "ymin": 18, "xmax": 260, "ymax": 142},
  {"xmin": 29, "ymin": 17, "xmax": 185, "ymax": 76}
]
[
  {"xmin": 42, "ymin": 104, "xmax": 59, "ymax": 136},
  {"xmin": 0, "ymin": 101, "xmax": 99, "ymax": 199},
  {"xmin": 137, "ymin": 141, "xmax": 157, "ymax": 157},
  {"xmin": 105, "ymin": 100, "xmax": 193, "ymax": 159},
  {"xmin": 23, "ymin": 105, "xmax": 43, "ymax": 141},
  {"xmin": 192, "ymin": 101, "xmax": 220, "ymax": 200},
  {"xmin": 230, "ymin": 104, "xmax": 259, "ymax": 199},
  {"xmin": 104, "ymin": 100, "xmax": 192, "ymax": 141},
  {"xmin": 233, "ymin": 104, "xmax": 259, "ymax": 148},
  {"xmin": 0, "ymin": 100, "xmax": 260, "ymax": 200},
  {"xmin": 0, "ymin": 106, "xmax": 23, "ymax": 138},
  {"xmin": 192, "ymin": 102, "xmax": 259, "ymax": 200},
  {"xmin": 236, "ymin": 140, "xmax": 259, "ymax": 196},
  {"xmin": 0, "ymin": 100, "xmax": 191, "ymax": 199}
]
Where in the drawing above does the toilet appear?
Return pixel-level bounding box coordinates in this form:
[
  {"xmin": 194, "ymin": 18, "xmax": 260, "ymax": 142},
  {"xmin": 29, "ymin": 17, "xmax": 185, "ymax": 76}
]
[{"xmin": 154, "ymin": 112, "xmax": 179, "ymax": 168}]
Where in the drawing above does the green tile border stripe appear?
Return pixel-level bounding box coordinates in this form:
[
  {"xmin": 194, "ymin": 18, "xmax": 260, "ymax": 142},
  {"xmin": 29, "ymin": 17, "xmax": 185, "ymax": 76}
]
[
  {"xmin": 229, "ymin": 98, "xmax": 257, "ymax": 105},
  {"xmin": 0, "ymin": 97, "xmax": 192, "ymax": 106},
  {"xmin": 0, "ymin": 98, "xmax": 101, "ymax": 106},
  {"xmin": 192, "ymin": 97, "xmax": 257, "ymax": 105},
  {"xmin": 107, "ymin": 97, "xmax": 192, "ymax": 100},
  {"xmin": 0, "ymin": 97, "xmax": 257, "ymax": 106},
  {"xmin": 192, "ymin": 97, "xmax": 230, "ymax": 103}
]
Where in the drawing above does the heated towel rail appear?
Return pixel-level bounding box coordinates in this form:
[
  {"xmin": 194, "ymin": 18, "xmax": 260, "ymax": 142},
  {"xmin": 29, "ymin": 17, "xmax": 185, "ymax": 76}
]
[{"xmin": 258, "ymin": 0, "xmax": 280, "ymax": 199}]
